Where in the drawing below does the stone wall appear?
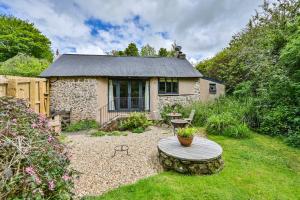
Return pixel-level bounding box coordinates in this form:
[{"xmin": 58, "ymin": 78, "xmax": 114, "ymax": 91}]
[
  {"xmin": 50, "ymin": 78, "xmax": 99, "ymax": 123},
  {"xmin": 158, "ymin": 149, "xmax": 224, "ymax": 175},
  {"xmin": 158, "ymin": 78, "xmax": 200, "ymax": 110}
]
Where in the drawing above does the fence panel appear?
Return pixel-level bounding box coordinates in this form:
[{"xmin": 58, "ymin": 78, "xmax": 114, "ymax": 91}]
[{"xmin": 0, "ymin": 75, "xmax": 49, "ymax": 116}]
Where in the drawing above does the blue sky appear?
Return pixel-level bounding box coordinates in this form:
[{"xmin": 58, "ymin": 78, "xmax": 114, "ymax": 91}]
[{"xmin": 0, "ymin": 0, "xmax": 264, "ymax": 63}]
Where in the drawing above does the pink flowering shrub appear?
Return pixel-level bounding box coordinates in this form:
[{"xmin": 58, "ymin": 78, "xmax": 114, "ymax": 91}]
[{"xmin": 0, "ymin": 97, "xmax": 75, "ymax": 199}]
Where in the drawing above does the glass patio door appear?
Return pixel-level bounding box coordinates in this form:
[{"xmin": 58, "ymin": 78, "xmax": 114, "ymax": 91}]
[
  {"xmin": 119, "ymin": 80, "xmax": 129, "ymax": 110},
  {"xmin": 109, "ymin": 79, "xmax": 149, "ymax": 111},
  {"xmin": 131, "ymin": 80, "xmax": 141, "ymax": 110}
]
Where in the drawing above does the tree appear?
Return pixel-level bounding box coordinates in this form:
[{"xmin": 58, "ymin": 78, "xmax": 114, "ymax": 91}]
[
  {"xmin": 140, "ymin": 44, "xmax": 156, "ymax": 56},
  {"xmin": 158, "ymin": 48, "xmax": 168, "ymax": 57},
  {"xmin": 110, "ymin": 50, "xmax": 125, "ymax": 56},
  {"xmin": 124, "ymin": 43, "xmax": 139, "ymax": 56},
  {"xmin": 195, "ymin": 0, "xmax": 300, "ymax": 146},
  {"xmin": 168, "ymin": 41, "xmax": 177, "ymax": 57},
  {"xmin": 0, "ymin": 53, "xmax": 50, "ymax": 77},
  {"xmin": 0, "ymin": 15, "xmax": 53, "ymax": 62}
]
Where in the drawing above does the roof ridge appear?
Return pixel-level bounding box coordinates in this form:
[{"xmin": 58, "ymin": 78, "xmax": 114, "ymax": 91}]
[{"xmin": 62, "ymin": 53, "xmax": 181, "ymax": 59}]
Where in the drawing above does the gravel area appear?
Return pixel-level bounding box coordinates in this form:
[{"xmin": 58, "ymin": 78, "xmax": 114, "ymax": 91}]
[{"xmin": 66, "ymin": 126, "xmax": 173, "ymax": 198}]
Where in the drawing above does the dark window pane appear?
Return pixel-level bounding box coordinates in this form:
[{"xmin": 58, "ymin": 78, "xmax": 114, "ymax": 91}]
[
  {"xmin": 166, "ymin": 82, "xmax": 172, "ymax": 93},
  {"xmin": 119, "ymin": 80, "xmax": 128, "ymax": 109},
  {"xmin": 159, "ymin": 78, "xmax": 166, "ymax": 94},
  {"xmin": 158, "ymin": 78, "xmax": 179, "ymax": 94},
  {"xmin": 159, "ymin": 81, "xmax": 165, "ymax": 93},
  {"xmin": 209, "ymin": 83, "xmax": 217, "ymax": 94},
  {"xmin": 172, "ymin": 81, "xmax": 178, "ymax": 93}
]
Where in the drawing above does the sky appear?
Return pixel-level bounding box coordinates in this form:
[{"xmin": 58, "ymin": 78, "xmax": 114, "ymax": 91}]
[{"xmin": 0, "ymin": 0, "xmax": 264, "ymax": 63}]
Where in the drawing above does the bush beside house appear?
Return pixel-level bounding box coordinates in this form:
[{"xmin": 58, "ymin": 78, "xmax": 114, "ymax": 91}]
[{"xmin": 0, "ymin": 97, "xmax": 74, "ymax": 199}]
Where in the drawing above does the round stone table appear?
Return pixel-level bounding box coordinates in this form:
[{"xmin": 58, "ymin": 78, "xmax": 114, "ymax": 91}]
[{"xmin": 157, "ymin": 136, "xmax": 224, "ymax": 175}]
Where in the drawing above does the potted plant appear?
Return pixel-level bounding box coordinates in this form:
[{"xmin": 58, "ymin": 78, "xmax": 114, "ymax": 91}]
[{"xmin": 177, "ymin": 127, "xmax": 197, "ymax": 147}]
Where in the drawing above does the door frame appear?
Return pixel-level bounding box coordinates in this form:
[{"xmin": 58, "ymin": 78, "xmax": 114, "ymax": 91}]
[{"xmin": 108, "ymin": 78, "xmax": 150, "ymax": 112}]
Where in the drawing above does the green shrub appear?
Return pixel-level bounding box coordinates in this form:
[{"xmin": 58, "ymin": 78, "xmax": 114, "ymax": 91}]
[
  {"xmin": 258, "ymin": 106, "xmax": 295, "ymax": 136},
  {"xmin": 206, "ymin": 112, "xmax": 250, "ymax": 138},
  {"xmin": 0, "ymin": 53, "xmax": 50, "ymax": 77},
  {"xmin": 119, "ymin": 112, "xmax": 151, "ymax": 132},
  {"xmin": 0, "ymin": 97, "xmax": 74, "ymax": 199},
  {"xmin": 132, "ymin": 127, "xmax": 145, "ymax": 133},
  {"xmin": 183, "ymin": 97, "xmax": 254, "ymax": 127},
  {"xmin": 223, "ymin": 123, "xmax": 251, "ymax": 138},
  {"xmin": 160, "ymin": 104, "xmax": 184, "ymax": 123},
  {"xmin": 285, "ymin": 134, "xmax": 300, "ymax": 148},
  {"xmin": 65, "ymin": 120, "xmax": 99, "ymax": 132},
  {"xmin": 177, "ymin": 127, "xmax": 197, "ymax": 138},
  {"xmin": 206, "ymin": 112, "xmax": 237, "ymax": 135},
  {"xmin": 90, "ymin": 130, "xmax": 106, "ymax": 137}
]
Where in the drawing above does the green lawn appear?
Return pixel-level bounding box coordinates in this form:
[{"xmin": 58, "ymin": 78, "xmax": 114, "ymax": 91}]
[{"xmin": 85, "ymin": 133, "xmax": 300, "ymax": 200}]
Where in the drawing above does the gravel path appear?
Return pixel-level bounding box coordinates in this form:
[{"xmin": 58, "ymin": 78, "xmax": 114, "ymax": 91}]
[{"xmin": 66, "ymin": 126, "xmax": 173, "ymax": 198}]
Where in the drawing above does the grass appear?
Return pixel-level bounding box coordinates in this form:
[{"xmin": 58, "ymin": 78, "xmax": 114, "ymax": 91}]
[
  {"xmin": 64, "ymin": 120, "xmax": 99, "ymax": 132},
  {"xmin": 84, "ymin": 133, "xmax": 300, "ymax": 200},
  {"xmin": 90, "ymin": 130, "xmax": 128, "ymax": 137}
]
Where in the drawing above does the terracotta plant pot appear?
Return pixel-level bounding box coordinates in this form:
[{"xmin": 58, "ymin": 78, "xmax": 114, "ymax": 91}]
[{"xmin": 177, "ymin": 135, "xmax": 194, "ymax": 147}]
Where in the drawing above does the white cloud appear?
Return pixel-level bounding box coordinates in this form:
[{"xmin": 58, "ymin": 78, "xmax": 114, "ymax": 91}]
[{"xmin": 0, "ymin": 0, "xmax": 264, "ymax": 61}]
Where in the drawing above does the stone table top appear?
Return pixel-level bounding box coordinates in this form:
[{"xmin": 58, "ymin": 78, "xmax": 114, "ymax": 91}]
[{"xmin": 157, "ymin": 136, "xmax": 223, "ymax": 161}]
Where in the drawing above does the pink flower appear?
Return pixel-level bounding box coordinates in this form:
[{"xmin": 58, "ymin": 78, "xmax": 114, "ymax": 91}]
[
  {"xmin": 31, "ymin": 123, "xmax": 37, "ymax": 129},
  {"xmin": 9, "ymin": 131, "xmax": 17, "ymax": 137},
  {"xmin": 28, "ymin": 108, "xmax": 35, "ymax": 113},
  {"xmin": 25, "ymin": 166, "xmax": 36, "ymax": 176},
  {"xmin": 35, "ymin": 176, "xmax": 42, "ymax": 185},
  {"xmin": 62, "ymin": 174, "xmax": 71, "ymax": 181},
  {"xmin": 48, "ymin": 180, "xmax": 55, "ymax": 191},
  {"xmin": 12, "ymin": 119, "xmax": 17, "ymax": 123},
  {"xmin": 48, "ymin": 135, "xmax": 54, "ymax": 143}
]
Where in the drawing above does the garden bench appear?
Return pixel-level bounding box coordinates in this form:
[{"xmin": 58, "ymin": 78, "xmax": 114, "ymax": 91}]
[{"xmin": 184, "ymin": 109, "xmax": 195, "ymax": 124}]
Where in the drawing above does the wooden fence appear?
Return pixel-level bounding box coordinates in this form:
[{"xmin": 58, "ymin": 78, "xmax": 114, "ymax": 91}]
[{"xmin": 0, "ymin": 75, "xmax": 50, "ymax": 116}]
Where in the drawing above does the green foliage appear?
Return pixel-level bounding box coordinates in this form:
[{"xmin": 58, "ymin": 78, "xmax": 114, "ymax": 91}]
[
  {"xmin": 223, "ymin": 123, "xmax": 251, "ymax": 138},
  {"xmin": 158, "ymin": 48, "xmax": 168, "ymax": 57},
  {"xmin": 65, "ymin": 120, "xmax": 99, "ymax": 132},
  {"xmin": 206, "ymin": 112, "xmax": 237, "ymax": 135},
  {"xmin": 205, "ymin": 112, "xmax": 251, "ymax": 138},
  {"xmin": 195, "ymin": 0, "xmax": 300, "ymax": 146},
  {"xmin": 0, "ymin": 15, "xmax": 53, "ymax": 62},
  {"xmin": 285, "ymin": 133, "xmax": 300, "ymax": 148},
  {"xmin": 0, "ymin": 97, "xmax": 74, "ymax": 199},
  {"xmin": 140, "ymin": 44, "xmax": 156, "ymax": 56},
  {"xmin": 110, "ymin": 50, "xmax": 125, "ymax": 56},
  {"xmin": 177, "ymin": 127, "xmax": 197, "ymax": 138},
  {"xmin": 119, "ymin": 113, "xmax": 151, "ymax": 132},
  {"xmin": 183, "ymin": 98, "xmax": 252, "ymax": 138},
  {"xmin": 124, "ymin": 43, "xmax": 139, "ymax": 56},
  {"xmin": 258, "ymin": 105, "xmax": 295, "ymax": 136},
  {"xmin": 279, "ymin": 18, "xmax": 300, "ymax": 76},
  {"xmin": 0, "ymin": 53, "xmax": 50, "ymax": 76},
  {"xmin": 132, "ymin": 127, "xmax": 145, "ymax": 133},
  {"xmin": 160, "ymin": 104, "xmax": 184, "ymax": 123},
  {"xmin": 85, "ymin": 133, "xmax": 300, "ymax": 200},
  {"xmin": 184, "ymin": 97, "xmax": 254, "ymax": 127},
  {"xmin": 90, "ymin": 130, "xmax": 126, "ymax": 137}
]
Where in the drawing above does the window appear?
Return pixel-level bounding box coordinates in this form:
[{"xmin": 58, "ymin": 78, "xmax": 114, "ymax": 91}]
[
  {"xmin": 209, "ymin": 83, "xmax": 217, "ymax": 94},
  {"xmin": 158, "ymin": 78, "xmax": 178, "ymax": 94}
]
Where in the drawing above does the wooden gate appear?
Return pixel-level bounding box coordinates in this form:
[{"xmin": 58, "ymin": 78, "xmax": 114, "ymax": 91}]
[{"xmin": 0, "ymin": 75, "xmax": 49, "ymax": 116}]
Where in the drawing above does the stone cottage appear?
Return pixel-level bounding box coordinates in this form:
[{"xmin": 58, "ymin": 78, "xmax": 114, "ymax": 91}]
[{"xmin": 41, "ymin": 54, "xmax": 224, "ymax": 125}]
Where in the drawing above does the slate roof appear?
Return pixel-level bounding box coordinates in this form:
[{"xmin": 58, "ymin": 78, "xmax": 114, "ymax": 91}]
[{"xmin": 41, "ymin": 54, "xmax": 202, "ymax": 78}]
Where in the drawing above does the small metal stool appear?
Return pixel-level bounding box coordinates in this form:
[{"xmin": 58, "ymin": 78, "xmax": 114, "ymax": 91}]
[{"xmin": 112, "ymin": 145, "xmax": 129, "ymax": 157}]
